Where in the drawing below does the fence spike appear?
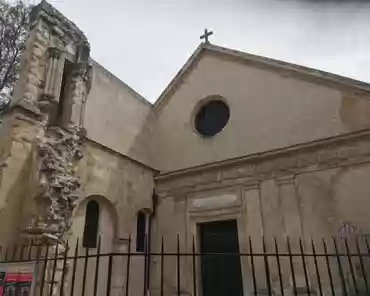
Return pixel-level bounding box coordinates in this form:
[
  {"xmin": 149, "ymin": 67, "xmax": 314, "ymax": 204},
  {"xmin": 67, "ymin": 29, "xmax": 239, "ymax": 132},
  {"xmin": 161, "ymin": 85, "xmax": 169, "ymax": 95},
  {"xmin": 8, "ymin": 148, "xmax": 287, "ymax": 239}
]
[
  {"xmin": 274, "ymin": 237, "xmax": 284, "ymax": 296},
  {"xmin": 177, "ymin": 234, "xmax": 180, "ymax": 296},
  {"xmin": 287, "ymin": 237, "xmax": 298, "ymax": 296},
  {"xmin": 311, "ymin": 239, "xmax": 323, "ymax": 296},
  {"xmin": 299, "ymin": 238, "xmax": 310, "ymax": 295},
  {"xmin": 125, "ymin": 234, "xmax": 132, "ymax": 296},
  {"xmin": 59, "ymin": 241, "xmax": 68, "ymax": 296},
  {"xmin": 355, "ymin": 236, "xmax": 369, "ymax": 295},
  {"xmin": 93, "ymin": 236, "xmax": 101, "ymax": 296},
  {"xmin": 322, "ymin": 238, "xmax": 335, "ymax": 296},
  {"xmin": 81, "ymin": 245, "xmax": 90, "ymax": 296},
  {"xmin": 192, "ymin": 236, "xmax": 197, "ymax": 296},
  {"xmin": 39, "ymin": 244, "xmax": 50, "ymax": 296},
  {"xmin": 49, "ymin": 242, "xmax": 59, "ymax": 296},
  {"xmin": 333, "ymin": 236, "xmax": 347, "ymax": 296},
  {"xmin": 344, "ymin": 237, "xmax": 359, "ymax": 296},
  {"xmin": 70, "ymin": 238, "xmax": 79, "ymax": 296},
  {"xmin": 249, "ymin": 236, "xmax": 257, "ymax": 296}
]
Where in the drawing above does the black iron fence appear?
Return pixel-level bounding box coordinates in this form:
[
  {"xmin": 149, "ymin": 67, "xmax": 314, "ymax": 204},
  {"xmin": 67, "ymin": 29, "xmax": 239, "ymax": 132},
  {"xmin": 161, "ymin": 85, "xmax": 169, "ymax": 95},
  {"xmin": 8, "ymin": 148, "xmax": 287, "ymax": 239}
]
[{"xmin": 0, "ymin": 236, "xmax": 369, "ymax": 295}]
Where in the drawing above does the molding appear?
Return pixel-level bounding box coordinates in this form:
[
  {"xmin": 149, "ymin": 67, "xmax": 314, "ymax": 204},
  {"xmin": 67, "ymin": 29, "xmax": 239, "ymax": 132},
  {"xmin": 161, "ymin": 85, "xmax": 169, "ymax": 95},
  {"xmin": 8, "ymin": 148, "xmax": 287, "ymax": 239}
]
[
  {"xmin": 243, "ymin": 180, "xmax": 260, "ymax": 190},
  {"xmin": 156, "ymin": 129, "xmax": 370, "ymax": 196},
  {"xmin": 153, "ymin": 43, "xmax": 370, "ymax": 111},
  {"xmin": 275, "ymin": 175, "xmax": 295, "ymax": 185},
  {"xmin": 83, "ymin": 136, "xmax": 158, "ymax": 172},
  {"xmin": 3, "ymin": 104, "xmax": 158, "ymax": 173}
]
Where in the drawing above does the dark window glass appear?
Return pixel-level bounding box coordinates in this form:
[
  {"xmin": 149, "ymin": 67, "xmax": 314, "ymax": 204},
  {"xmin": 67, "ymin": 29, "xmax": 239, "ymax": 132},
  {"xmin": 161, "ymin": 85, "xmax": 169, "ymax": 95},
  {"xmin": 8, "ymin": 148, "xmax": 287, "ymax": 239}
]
[
  {"xmin": 83, "ymin": 200, "xmax": 99, "ymax": 248},
  {"xmin": 195, "ymin": 100, "xmax": 230, "ymax": 137},
  {"xmin": 136, "ymin": 211, "xmax": 147, "ymax": 252}
]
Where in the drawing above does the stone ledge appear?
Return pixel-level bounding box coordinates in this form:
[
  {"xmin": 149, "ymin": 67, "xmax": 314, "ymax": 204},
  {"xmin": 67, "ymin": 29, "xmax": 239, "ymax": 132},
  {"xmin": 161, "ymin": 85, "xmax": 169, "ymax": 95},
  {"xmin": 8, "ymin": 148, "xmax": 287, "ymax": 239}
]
[{"xmin": 156, "ymin": 129, "xmax": 370, "ymax": 196}]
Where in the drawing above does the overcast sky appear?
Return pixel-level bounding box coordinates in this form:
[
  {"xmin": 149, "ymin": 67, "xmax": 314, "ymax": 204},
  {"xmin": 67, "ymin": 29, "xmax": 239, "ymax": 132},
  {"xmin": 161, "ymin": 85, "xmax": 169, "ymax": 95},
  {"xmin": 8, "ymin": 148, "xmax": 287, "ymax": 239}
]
[{"xmin": 24, "ymin": 0, "xmax": 370, "ymax": 102}]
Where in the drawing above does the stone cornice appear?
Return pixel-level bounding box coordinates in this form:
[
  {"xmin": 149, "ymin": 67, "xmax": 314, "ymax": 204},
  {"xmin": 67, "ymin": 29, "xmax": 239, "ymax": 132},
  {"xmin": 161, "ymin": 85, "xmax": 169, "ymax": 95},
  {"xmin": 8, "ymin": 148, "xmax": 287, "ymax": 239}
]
[{"xmin": 155, "ymin": 129, "xmax": 370, "ymax": 195}]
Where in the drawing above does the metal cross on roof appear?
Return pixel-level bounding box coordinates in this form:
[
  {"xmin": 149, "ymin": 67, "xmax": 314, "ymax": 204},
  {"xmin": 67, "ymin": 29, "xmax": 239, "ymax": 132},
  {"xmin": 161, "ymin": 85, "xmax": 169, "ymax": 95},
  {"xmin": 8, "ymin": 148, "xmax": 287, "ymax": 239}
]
[{"xmin": 200, "ymin": 29, "xmax": 213, "ymax": 44}]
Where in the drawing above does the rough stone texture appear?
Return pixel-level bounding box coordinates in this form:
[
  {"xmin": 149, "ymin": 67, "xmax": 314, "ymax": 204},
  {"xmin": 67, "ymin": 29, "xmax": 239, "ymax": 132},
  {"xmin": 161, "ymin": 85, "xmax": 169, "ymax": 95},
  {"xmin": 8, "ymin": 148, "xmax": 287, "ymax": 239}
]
[{"xmin": 26, "ymin": 126, "xmax": 83, "ymax": 239}]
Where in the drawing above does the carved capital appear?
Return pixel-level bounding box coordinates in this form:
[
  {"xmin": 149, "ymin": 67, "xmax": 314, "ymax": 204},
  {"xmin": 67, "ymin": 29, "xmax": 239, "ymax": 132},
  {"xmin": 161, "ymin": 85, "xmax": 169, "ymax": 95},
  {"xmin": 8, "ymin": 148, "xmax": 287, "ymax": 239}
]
[
  {"xmin": 47, "ymin": 47, "xmax": 61, "ymax": 59},
  {"xmin": 275, "ymin": 175, "xmax": 295, "ymax": 186},
  {"xmin": 244, "ymin": 180, "xmax": 260, "ymax": 190}
]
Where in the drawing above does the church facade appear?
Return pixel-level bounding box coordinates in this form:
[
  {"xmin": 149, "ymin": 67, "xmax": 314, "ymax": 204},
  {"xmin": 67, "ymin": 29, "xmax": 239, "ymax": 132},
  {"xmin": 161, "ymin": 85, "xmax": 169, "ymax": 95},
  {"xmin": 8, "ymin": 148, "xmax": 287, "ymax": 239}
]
[{"xmin": 1, "ymin": 1, "xmax": 370, "ymax": 295}]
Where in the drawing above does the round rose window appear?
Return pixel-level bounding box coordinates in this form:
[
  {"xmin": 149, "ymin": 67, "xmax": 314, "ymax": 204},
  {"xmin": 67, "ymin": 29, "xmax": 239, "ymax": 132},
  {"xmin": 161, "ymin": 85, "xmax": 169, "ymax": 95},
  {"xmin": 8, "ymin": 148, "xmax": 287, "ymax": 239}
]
[{"xmin": 194, "ymin": 99, "xmax": 230, "ymax": 137}]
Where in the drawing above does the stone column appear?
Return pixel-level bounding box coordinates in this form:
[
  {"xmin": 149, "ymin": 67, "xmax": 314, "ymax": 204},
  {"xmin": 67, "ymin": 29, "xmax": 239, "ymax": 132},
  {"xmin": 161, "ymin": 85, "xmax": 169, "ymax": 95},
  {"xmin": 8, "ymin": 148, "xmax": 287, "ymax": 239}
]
[
  {"xmin": 43, "ymin": 47, "xmax": 61, "ymax": 99},
  {"xmin": 38, "ymin": 47, "xmax": 62, "ymax": 115},
  {"xmin": 66, "ymin": 63, "xmax": 92, "ymax": 129},
  {"xmin": 244, "ymin": 181, "xmax": 265, "ymax": 294},
  {"xmin": 277, "ymin": 175, "xmax": 308, "ymax": 294},
  {"xmin": 277, "ymin": 176, "xmax": 303, "ymax": 239}
]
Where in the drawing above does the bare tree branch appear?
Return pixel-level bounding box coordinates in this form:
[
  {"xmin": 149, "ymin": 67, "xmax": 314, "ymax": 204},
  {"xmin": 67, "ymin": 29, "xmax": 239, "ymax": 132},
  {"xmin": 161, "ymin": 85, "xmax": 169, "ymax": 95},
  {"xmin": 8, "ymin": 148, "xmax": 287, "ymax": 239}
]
[{"xmin": 0, "ymin": 0, "xmax": 30, "ymax": 113}]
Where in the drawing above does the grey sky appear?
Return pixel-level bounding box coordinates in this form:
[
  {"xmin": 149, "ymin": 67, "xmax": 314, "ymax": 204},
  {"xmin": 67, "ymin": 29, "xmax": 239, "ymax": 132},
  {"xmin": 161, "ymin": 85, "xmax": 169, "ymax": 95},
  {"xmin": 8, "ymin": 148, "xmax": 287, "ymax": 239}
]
[{"xmin": 28, "ymin": 0, "xmax": 370, "ymax": 102}]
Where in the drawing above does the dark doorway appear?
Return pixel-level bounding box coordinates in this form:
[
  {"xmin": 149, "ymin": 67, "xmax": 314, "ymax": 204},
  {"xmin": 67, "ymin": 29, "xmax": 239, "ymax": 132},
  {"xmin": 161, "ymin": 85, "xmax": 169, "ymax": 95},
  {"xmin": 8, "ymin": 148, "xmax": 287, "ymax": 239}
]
[{"xmin": 199, "ymin": 220, "xmax": 244, "ymax": 296}]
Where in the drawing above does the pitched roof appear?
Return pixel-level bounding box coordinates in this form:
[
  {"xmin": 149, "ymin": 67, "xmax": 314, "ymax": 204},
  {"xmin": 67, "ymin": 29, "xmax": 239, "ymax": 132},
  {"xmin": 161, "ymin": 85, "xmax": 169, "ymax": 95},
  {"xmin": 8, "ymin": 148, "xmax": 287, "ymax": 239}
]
[{"xmin": 153, "ymin": 42, "xmax": 370, "ymax": 110}]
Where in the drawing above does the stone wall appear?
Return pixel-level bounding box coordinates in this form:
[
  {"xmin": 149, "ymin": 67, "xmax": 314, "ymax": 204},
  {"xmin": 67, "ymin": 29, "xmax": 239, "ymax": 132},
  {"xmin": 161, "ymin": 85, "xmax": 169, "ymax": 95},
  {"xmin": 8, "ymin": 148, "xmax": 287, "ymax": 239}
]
[
  {"xmin": 148, "ymin": 51, "xmax": 370, "ymax": 172},
  {"xmin": 84, "ymin": 60, "xmax": 152, "ymax": 164},
  {"xmin": 152, "ymin": 129, "xmax": 370, "ymax": 295},
  {"xmin": 67, "ymin": 139, "xmax": 156, "ymax": 296}
]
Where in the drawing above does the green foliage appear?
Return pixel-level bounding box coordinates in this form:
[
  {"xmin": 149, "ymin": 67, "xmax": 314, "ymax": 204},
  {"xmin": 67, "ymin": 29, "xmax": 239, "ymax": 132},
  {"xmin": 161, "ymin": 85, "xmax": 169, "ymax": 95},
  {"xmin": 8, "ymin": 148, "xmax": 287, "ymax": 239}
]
[{"xmin": 0, "ymin": 0, "xmax": 29, "ymax": 110}]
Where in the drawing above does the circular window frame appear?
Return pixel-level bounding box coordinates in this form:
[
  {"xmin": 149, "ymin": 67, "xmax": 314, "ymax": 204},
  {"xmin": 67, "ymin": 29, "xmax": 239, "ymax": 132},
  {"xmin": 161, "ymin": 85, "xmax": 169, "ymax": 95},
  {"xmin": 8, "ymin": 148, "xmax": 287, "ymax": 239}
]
[{"xmin": 191, "ymin": 95, "xmax": 230, "ymax": 138}]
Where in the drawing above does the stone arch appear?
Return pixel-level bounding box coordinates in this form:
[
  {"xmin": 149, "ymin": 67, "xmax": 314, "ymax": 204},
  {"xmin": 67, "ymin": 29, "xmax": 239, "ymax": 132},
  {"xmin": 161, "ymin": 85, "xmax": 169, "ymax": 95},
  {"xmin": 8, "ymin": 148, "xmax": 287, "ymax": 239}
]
[
  {"xmin": 70, "ymin": 195, "xmax": 119, "ymax": 247},
  {"xmin": 68, "ymin": 195, "xmax": 119, "ymax": 296}
]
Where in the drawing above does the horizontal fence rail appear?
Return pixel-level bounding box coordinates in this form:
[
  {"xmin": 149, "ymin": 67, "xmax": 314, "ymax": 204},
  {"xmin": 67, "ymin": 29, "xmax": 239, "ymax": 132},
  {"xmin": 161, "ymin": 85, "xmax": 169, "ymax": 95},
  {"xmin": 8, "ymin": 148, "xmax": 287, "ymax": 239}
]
[{"xmin": 0, "ymin": 236, "xmax": 369, "ymax": 296}]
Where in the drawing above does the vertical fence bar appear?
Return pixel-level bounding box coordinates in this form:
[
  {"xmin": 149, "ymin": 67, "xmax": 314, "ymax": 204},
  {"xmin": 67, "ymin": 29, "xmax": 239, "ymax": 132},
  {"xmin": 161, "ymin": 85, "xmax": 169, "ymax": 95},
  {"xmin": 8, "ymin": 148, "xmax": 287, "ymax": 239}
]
[
  {"xmin": 262, "ymin": 237, "xmax": 272, "ymax": 296},
  {"xmin": 20, "ymin": 244, "xmax": 24, "ymax": 261},
  {"xmin": 299, "ymin": 239, "xmax": 310, "ymax": 295},
  {"xmin": 311, "ymin": 240, "xmax": 323, "ymax": 296},
  {"xmin": 49, "ymin": 243, "xmax": 59, "ymax": 296},
  {"xmin": 93, "ymin": 237, "xmax": 101, "ymax": 296},
  {"xmin": 274, "ymin": 238, "xmax": 284, "ymax": 296},
  {"xmin": 106, "ymin": 253, "xmax": 113, "ymax": 296},
  {"xmin": 143, "ymin": 235, "xmax": 148, "ymax": 296},
  {"xmin": 59, "ymin": 241, "xmax": 69, "ymax": 296},
  {"xmin": 356, "ymin": 237, "xmax": 369, "ymax": 294},
  {"xmin": 287, "ymin": 238, "xmax": 297, "ymax": 296},
  {"xmin": 365, "ymin": 237, "xmax": 370, "ymax": 259},
  {"xmin": 323, "ymin": 239, "xmax": 335, "ymax": 296},
  {"xmin": 125, "ymin": 235, "xmax": 132, "ymax": 296},
  {"xmin": 11, "ymin": 245, "xmax": 17, "ymax": 261},
  {"xmin": 27, "ymin": 242, "xmax": 32, "ymax": 261},
  {"xmin": 177, "ymin": 234, "xmax": 180, "ymax": 296},
  {"xmin": 333, "ymin": 237, "xmax": 348, "ymax": 296},
  {"xmin": 81, "ymin": 246, "xmax": 90, "ymax": 296},
  {"xmin": 344, "ymin": 238, "xmax": 359, "ymax": 296},
  {"xmin": 160, "ymin": 236, "xmax": 164, "ymax": 296},
  {"xmin": 70, "ymin": 239, "xmax": 79, "ymax": 296},
  {"xmin": 4, "ymin": 247, "xmax": 8, "ymax": 261},
  {"xmin": 40, "ymin": 245, "xmax": 50, "ymax": 296},
  {"xmin": 249, "ymin": 237, "xmax": 257, "ymax": 296},
  {"xmin": 192, "ymin": 236, "xmax": 197, "ymax": 296},
  {"xmin": 34, "ymin": 244, "xmax": 41, "ymax": 295}
]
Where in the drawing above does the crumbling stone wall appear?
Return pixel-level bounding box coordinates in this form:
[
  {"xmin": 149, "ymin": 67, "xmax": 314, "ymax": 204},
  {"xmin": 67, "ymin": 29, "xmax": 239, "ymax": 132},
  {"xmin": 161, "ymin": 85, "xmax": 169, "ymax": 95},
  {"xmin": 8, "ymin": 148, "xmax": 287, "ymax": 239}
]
[{"xmin": 0, "ymin": 1, "xmax": 93, "ymax": 248}]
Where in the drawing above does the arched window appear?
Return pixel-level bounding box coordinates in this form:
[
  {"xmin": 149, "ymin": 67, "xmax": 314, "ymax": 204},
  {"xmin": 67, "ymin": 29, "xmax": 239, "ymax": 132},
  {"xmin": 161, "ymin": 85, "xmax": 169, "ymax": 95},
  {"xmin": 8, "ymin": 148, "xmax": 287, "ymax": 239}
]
[
  {"xmin": 136, "ymin": 210, "xmax": 147, "ymax": 252},
  {"xmin": 83, "ymin": 200, "xmax": 99, "ymax": 248}
]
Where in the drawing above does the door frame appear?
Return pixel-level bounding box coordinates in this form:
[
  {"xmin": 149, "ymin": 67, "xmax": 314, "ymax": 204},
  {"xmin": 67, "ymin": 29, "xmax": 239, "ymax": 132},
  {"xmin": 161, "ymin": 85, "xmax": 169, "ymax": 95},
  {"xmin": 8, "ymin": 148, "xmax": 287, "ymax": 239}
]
[{"xmin": 185, "ymin": 186, "xmax": 249, "ymax": 296}]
